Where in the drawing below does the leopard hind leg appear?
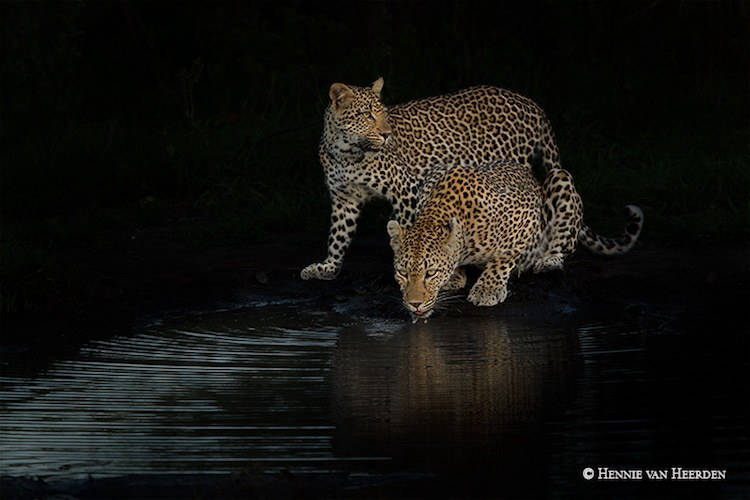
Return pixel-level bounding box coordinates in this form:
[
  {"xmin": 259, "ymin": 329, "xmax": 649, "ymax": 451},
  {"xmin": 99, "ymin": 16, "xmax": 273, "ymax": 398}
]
[{"xmin": 534, "ymin": 168, "xmax": 583, "ymax": 273}]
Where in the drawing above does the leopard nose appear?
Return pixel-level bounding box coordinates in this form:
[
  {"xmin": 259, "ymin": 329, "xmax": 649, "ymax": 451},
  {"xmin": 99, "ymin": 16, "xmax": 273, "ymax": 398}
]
[{"xmin": 409, "ymin": 301, "xmax": 422, "ymax": 310}]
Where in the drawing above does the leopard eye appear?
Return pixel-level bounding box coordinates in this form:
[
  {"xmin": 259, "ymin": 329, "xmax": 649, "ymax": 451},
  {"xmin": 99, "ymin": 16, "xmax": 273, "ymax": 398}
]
[
  {"xmin": 396, "ymin": 268, "xmax": 407, "ymax": 278},
  {"xmin": 425, "ymin": 269, "xmax": 438, "ymax": 278}
]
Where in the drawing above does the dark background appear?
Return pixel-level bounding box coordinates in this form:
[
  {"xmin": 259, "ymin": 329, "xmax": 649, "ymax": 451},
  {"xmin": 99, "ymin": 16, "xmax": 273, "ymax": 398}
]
[
  {"xmin": 0, "ymin": 3, "xmax": 749, "ymax": 498},
  {"xmin": 1, "ymin": 1, "xmax": 748, "ymax": 323}
]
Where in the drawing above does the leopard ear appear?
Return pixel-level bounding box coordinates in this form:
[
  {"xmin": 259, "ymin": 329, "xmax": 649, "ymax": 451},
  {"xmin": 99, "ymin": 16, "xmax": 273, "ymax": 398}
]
[
  {"xmin": 371, "ymin": 77, "xmax": 384, "ymax": 98},
  {"xmin": 386, "ymin": 220, "xmax": 402, "ymax": 250},
  {"xmin": 443, "ymin": 217, "xmax": 462, "ymax": 253},
  {"xmin": 329, "ymin": 83, "xmax": 354, "ymax": 111}
]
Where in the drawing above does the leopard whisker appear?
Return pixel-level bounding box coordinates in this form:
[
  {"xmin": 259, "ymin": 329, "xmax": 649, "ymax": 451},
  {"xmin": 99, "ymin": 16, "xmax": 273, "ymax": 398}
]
[{"xmin": 436, "ymin": 291, "xmax": 465, "ymax": 304}]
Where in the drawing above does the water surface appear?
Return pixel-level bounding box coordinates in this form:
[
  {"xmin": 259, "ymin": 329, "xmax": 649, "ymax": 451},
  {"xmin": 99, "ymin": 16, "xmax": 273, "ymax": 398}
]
[{"xmin": 1, "ymin": 296, "xmax": 747, "ymax": 498}]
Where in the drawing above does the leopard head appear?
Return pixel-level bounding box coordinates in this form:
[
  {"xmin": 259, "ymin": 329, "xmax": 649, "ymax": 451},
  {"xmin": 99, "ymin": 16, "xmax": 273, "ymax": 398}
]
[
  {"xmin": 328, "ymin": 77, "xmax": 392, "ymax": 150},
  {"xmin": 387, "ymin": 218, "xmax": 463, "ymax": 319}
]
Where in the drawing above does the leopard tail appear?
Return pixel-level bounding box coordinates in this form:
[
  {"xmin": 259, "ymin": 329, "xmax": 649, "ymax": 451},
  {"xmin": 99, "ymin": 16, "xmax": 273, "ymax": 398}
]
[{"xmin": 578, "ymin": 205, "xmax": 643, "ymax": 256}]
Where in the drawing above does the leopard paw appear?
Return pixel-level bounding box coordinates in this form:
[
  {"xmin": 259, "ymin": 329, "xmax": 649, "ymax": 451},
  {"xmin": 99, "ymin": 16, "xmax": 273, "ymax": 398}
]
[
  {"xmin": 300, "ymin": 262, "xmax": 339, "ymax": 281},
  {"xmin": 534, "ymin": 254, "xmax": 564, "ymax": 273},
  {"xmin": 467, "ymin": 283, "xmax": 507, "ymax": 307}
]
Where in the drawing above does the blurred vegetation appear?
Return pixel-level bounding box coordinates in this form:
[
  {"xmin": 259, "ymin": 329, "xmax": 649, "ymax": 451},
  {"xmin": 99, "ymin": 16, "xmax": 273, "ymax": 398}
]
[{"xmin": 1, "ymin": 1, "xmax": 748, "ymax": 314}]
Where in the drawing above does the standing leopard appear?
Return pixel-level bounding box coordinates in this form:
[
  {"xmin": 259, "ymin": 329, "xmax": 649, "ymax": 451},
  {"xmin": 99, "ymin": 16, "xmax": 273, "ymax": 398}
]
[
  {"xmin": 301, "ymin": 77, "xmax": 562, "ymax": 280},
  {"xmin": 387, "ymin": 160, "xmax": 643, "ymax": 320}
]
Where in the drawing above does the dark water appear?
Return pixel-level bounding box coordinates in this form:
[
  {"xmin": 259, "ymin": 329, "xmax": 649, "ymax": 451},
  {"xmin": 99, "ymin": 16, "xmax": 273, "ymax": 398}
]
[{"xmin": 1, "ymin": 295, "xmax": 748, "ymax": 498}]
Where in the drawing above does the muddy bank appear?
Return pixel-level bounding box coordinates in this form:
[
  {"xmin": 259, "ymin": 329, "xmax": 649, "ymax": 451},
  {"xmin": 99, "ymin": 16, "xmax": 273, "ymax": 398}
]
[{"xmin": 2, "ymin": 222, "xmax": 748, "ymax": 356}]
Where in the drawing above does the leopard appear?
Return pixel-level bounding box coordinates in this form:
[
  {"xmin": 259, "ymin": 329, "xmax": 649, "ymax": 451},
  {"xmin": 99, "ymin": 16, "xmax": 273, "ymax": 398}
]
[
  {"xmin": 386, "ymin": 159, "xmax": 643, "ymax": 320},
  {"xmin": 300, "ymin": 77, "xmax": 564, "ymax": 281}
]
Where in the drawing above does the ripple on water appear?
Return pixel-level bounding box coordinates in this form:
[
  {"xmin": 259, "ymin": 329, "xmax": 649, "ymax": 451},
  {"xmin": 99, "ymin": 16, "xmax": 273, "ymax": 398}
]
[
  {"xmin": 0, "ymin": 318, "xmax": 361, "ymax": 478},
  {"xmin": 1, "ymin": 308, "xmax": 747, "ymax": 497}
]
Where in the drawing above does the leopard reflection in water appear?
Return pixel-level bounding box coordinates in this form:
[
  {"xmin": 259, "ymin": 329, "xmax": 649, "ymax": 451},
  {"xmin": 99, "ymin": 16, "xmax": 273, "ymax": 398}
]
[{"xmin": 330, "ymin": 316, "xmax": 578, "ymax": 469}]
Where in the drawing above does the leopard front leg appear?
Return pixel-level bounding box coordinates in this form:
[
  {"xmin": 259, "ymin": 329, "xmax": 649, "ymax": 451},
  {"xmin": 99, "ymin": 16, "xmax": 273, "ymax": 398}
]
[
  {"xmin": 442, "ymin": 267, "xmax": 467, "ymax": 291},
  {"xmin": 535, "ymin": 168, "xmax": 583, "ymax": 273},
  {"xmin": 301, "ymin": 192, "xmax": 364, "ymax": 280},
  {"xmin": 467, "ymin": 258, "xmax": 515, "ymax": 307}
]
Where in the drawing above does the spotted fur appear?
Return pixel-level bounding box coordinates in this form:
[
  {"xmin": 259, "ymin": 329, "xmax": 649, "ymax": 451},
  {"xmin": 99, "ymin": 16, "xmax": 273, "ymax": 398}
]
[
  {"xmin": 301, "ymin": 78, "xmax": 561, "ymax": 280},
  {"xmin": 388, "ymin": 160, "xmax": 643, "ymax": 319}
]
